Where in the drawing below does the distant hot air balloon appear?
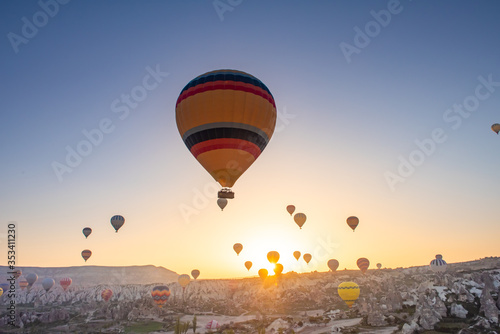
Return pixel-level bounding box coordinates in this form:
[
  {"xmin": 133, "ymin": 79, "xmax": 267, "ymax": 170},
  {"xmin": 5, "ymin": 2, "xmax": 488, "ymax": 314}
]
[
  {"xmin": 0, "ymin": 284, "xmax": 8, "ymax": 294},
  {"xmin": 303, "ymin": 253, "xmax": 312, "ymax": 264},
  {"xmin": 101, "ymin": 289, "xmax": 113, "ymax": 302},
  {"xmin": 110, "ymin": 215, "xmax": 125, "ymax": 232},
  {"xmin": 19, "ymin": 280, "xmax": 28, "ymax": 290},
  {"xmin": 377, "ymin": 263, "xmax": 382, "ymax": 269},
  {"xmin": 178, "ymin": 274, "xmax": 190, "ymax": 290},
  {"xmin": 81, "ymin": 249, "xmax": 92, "ymax": 262},
  {"xmin": 286, "ymin": 205, "xmax": 295, "ymax": 216},
  {"xmin": 430, "ymin": 254, "xmax": 447, "ymax": 273},
  {"xmin": 244, "ymin": 261, "xmax": 252, "ymax": 271},
  {"xmin": 13, "ymin": 269, "xmax": 21, "ymax": 279},
  {"xmin": 0, "ymin": 287, "xmax": 3, "ymax": 297},
  {"xmin": 42, "ymin": 278, "xmax": 55, "ymax": 292},
  {"xmin": 206, "ymin": 320, "xmax": 221, "ymax": 330},
  {"xmin": 338, "ymin": 281, "xmax": 360, "ymax": 308},
  {"xmin": 191, "ymin": 269, "xmax": 200, "ymax": 280},
  {"xmin": 293, "ymin": 251, "xmax": 301, "ymax": 261},
  {"xmin": 217, "ymin": 198, "xmax": 228, "ymax": 211},
  {"xmin": 151, "ymin": 285, "xmax": 170, "ymax": 308},
  {"xmin": 357, "ymin": 258, "xmax": 370, "ymax": 274},
  {"xmin": 492, "ymin": 123, "xmax": 500, "ymax": 134},
  {"xmin": 346, "ymin": 216, "xmax": 359, "ymax": 232},
  {"xmin": 258, "ymin": 269, "xmax": 268, "ymax": 281},
  {"xmin": 274, "ymin": 263, "xmax": 283, "ymax": 276},
  {"xmin": 294, "ymin": 213, "xmax": 306, "ymax": 229},
  {"xmin": 327, "ymin": 259, "xmax": 339, "ymax": 272},
  {"xmin": 82, "ymin": 227, "xmax": 92, "ymax": 238},
  {"xmin": 233, "ymin": 243, "xmax": 243, "ymax": 256},
  {"xmin": 176, "ymin": 69, "xmax": 277, "ymax": 200},
  {"xmin": 59, "ymin": 278, "xmax": 72, "ymax": 291},
  {"xmin": 26, "ymin": 273, "xmax": 37, "ymax": 287},
  {"xmin": 267, "ymin": 251, "xmax": 280, "ymax": 264}
]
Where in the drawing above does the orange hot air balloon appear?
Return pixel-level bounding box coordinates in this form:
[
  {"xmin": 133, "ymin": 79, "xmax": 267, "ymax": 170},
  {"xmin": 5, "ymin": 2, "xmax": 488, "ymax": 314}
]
[
  {"xmin": 191, "ymin": 269, "xmax": 200, "ymax": 280},
  {"xmin": 176, "ymin": 70, "xmax": 277, "ymax": 199},
  {"xmin": 492, "ymin": 123, "xmax": 500, "ymax": 134},
  {"xmin": 293, "ymin": 251, "xmax": 301, "ymax": 261},
  {"xmin": 81, "ymin": 249, "xmax": 92, "ymax": 262},
  {"xmin": 244, "ymin": 261, "xmax": 252, "ymax": 271},
  {"xmin": 327, "ymin": 259, "xmax": 339, "ymax": 272},
  {"xmin": 303, "ymin": 253, "xmax": 312, "ymax": 264},
  {"xmin": 294, "ymin": 213, "xmax": 306, "ymax": 229},
  {"xmin": 59, "ymin": 278, "xmax": 72, "ymax": 291},
  {"xmin": 267, "ymin": 251, "xmax": 280, "ymax": 264},
  {"xmin": 286, "ymin": 205, "xmax": 295, "ymax": 215},
  {"xmin": 274, "ymin": 263, "xmax": 283, "ymax": 276},
  {"xmin": 101, "ymin": 289, "xmax": 113, "ymax": 302},
  {"xmin": 151, "ymin": 286, "xmax": 170, "ymax": 308},
  {"xmin": 178, "ymin": 274, "xmax": 190, "ymax": 290},
  {"xmin": 233, "ymin": 243, "xmax": 243, "ymax": 255},
  {"xmin": 357, "ymin": 258, "xmax": 370, "ymax": 274},
  {"xmin": 19, "ymin": 280, "xmax": 28, "ymax": 290},
  {"xmin": 346, "ymin": 216, "xmax": 359, "ymax": 231},
  {"xmin": 258, "ymin": 269, "xmax": 268, "ymax": 281}
]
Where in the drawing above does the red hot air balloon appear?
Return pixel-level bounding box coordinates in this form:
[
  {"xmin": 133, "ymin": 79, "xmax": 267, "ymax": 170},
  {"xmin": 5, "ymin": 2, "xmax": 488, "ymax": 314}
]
[
  {"xmin": 81, "ymin": 249, "xmax": 92, "ymax": 262},
  {"xmin": 357, "ymin": 257, "xmax": 370, "ymax": 274},
  {"xmin": 286, "ymin": 205, "xmax": 295, "ymax": 215},
  {"xmin": 60, "ymin": 277, "xmax": 72, "ymax": 291},
  {"xmin": 101, "ymin": 289, "xmax": 113, "ymax": 302},
  {"xmin": 346, "ymin": 216, "xmax": 359, "ymax": 231}
]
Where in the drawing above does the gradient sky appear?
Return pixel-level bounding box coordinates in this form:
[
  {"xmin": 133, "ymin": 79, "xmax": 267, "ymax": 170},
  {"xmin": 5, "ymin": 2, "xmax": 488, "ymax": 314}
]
[{"xmin": 1, "ymin": 1, "xmax": 500, "ymax": 279}]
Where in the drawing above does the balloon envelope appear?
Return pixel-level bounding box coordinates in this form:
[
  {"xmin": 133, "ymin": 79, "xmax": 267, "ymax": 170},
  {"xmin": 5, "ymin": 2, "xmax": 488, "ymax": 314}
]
[
  {"xmin": 258, "ymin": 269, "xmax": 268, "ymax": 280},
  {"xmin": 13, "ymin": 269, "xmax": 22, "ymax": 279},
  {"xmin": 151, "ymin": 285, "xmax": 170, "ymax": 308},
  {"xmin": 42, "ymin": 278, "xmax": 55, "ymax": 292},
  {"xmin": 274, "ymin": 263, "xmax": 283, "ymax": 275},
  {"xmin": 303, "ymin": 253, "xmax": 312, "ymax": 264},
  {"xmin": 346, "ymin": 216, "xmax": 359, "ymax": 231},
  {"xmin": 293, "ymin": 251, "xmax": 301, "ymax": 261},
  {"xmin": 377, "ymin": 263, "xmax": 382, "ymax": 269},
  {"xmin": 267, "ymin": 251, "xmax": 280, "ymax": 264},
  {"xmin": 26, "ymin": 273, "xmax": 37, "ymax": 286},
  {"xmin": 327, "ymin": 259, "xmax": 339, "ymax": 272},
  {"xmin": 217, "ymin": 198, "xmax": 228, "ymax": 210},
  {"xmin": 178, "ymin": 274, "xmax": 191, "ymax": 289},
  {"xmin": 19, "ymin": 280, "xmax": 28, "ymax": 290},
  {"xmin": 110, "ymin": 215, "xmax": 125, "ymax": 232},
  {"xmin": 191, "ymin": 269, "xmax": 200, "ymax": 280},
  {"xmin": 82, "ymin": 249, "xmax": 92, "ymax": 262},
  {"xmin": 294, "ymin": 213, "xmax": 306, "ymax": 229},
  {"xmin": 357, "ymin": 258, "xmax": 370, "ymax": 274},
  {"xmin": 176, "ymin": 69, "xmax": 277, "ymax": 189},
  {"xmin": 206, "ymin": 320, "xmax": 220, "ymax": 330},
  {"xmin": 244, "ymin": 261, "xmax": 252, "ymax": 271},
  {"xmin": 492, "ymin": 123, "xmax": 500, "ymax": 134},
  {"xmin": 60, "ymin": 278, "xmax": 72, "ymax": 291},
  {"xmin": 430, "ymin": 256, "xmax": 447, "ymax": 273},
  {"xmin": 83, "ymin": 227, "xmax": 92, "ymax": 238},
  {"xmin": 101, "ymin": 289, "xmax": 113, "ymax": 302},
  {"xmin": 338, "ymin": 281, "xmax": 360, "ymax": 308},
  {"xmin": 0, "ymin": 288, "xmax": 2, "ymax": 297},
  {"xmin": 233, "ymin": 243, "xmax": 243, "ymax": 255},
  {"xmin": 286, "ymin": 205, "xmax": 295, "ymax": 215}
]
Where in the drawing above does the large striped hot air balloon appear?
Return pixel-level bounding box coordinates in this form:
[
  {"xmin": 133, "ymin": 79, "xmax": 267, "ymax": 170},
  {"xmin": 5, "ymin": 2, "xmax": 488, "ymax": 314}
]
[
  {"xmin": 81, "ymin": 249, "xmax": 92, "ymax": 262},
  {"xmin": 430, "ymin": 254, "xmax": 447, "ymax": 273},
  {"xmin": 59, "ymin": 278, "xmax": 72, "ymax": 291},
  {"xmin": 338, "ymin": 282, "xmax": 360, "ymax": 308},
  {"xmin": 357, "ymin": 258, "xmax": 370, "ymax": 274},
  {"xmin": 151, "ymin": 286, "xmax": 170, "ymax": 308},
  {"xmin": 176, "ymin": 69, "xmax": 277, "ymax": 199}
]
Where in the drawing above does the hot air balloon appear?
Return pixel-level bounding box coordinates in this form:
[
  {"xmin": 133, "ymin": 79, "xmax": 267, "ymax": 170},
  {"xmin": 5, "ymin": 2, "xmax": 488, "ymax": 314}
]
[
  {"xmin": 377, "ymin": 263, "xmax": 382, "ymax": 269},
  {"xmin": 430, "ymin": 254, "xmax": 447, "ymax": 273},
  {"xmin": 327, "ymin": 259, "xmax": 339, "ymax": 272},
  {"xmin": 42, "ymin": 278, "xmax": 55, "ymax": 292},
  {"xmin": 267, "ymin": 251, "xmax": 280, "ymax": 264},
  {"xmin": 293, "ymin": 251, "xmax": 301, "ymax": 261},
  {"xmin": 303, "ymin": 253, "xmax": 312, "ymax": 264},
  {"xmin": 274, "ymin": 263, "xmax": 283, "ymax": 276},
  {"xmin": 178, "ymin": 274, "xmax": 191, "ymax": 290},
  {"xmin": 19, "ymin": 280, "xmax": 28, "ymax": 290},
  {"xmin": 244, "ymin": 261, "xmax": 252, "ymax": 271},
  {"xmin": 346, "ymin": 216, "xmax": 359, "ymax": 231},
  {"xmin": 191, "ymin": 269, "xmax": 200, "ymax": 280},
  {"xmin": 338, "ymin": 282, "xmax": 360, "ymax": 308},
  {"xmin": 176, "ymin": 69, "xmax": 277, "ymax": 200},
  {"xmin": 12, "ymin": 269, "xmax": 22, "ymax": 279},
  {"xmin": 0, "ymin": 287, "xmax": 3, "ymax": 297},
  {"xmin": 81, "ymin": 249, "xmax": 92, "ymax": 262},
  {"xmin": 206, "ymin": 320, "xmax": 220, "ymax": 330},
  {"xmin": 110, "ymin": 215, "xmax": 125, "ymax": 232},
  {"xmin": 217, "ymin": 198, "xmax": 228, "ymax": 211},
  {"xmin": 101, "ymin": 289, "xmax": 113, "ymax": 302},
  {"xmin": 233, "ymin": 243, "xmax": 243, "ymax": 255},
  {"xmin": 492, "ymin": 123, "xmax": 500, "ymax": 134},
  {"xmin": 151, "ymin": 286, "xmax": 170, "ymax": 308},
  {"xmin": 82, "ymin": 227, "xmax": 92, "ymax": 238},
  {"xmin": 357, "ymin": 258, "xmax": 370, "ymax": 274},
  {"xmin": 59, "ymin": 278, "xmax": 72, "ymax": 291},
  {"xmin": 294, "ymin": 213, "xmax": 306, "ymax": 229},
  {"xmin": 286, "ymin": 205, "xmax": 295, "ymax": 215},
  {"xmin": 258, "ymin": 269, "xmax": 268, "ymax": 281},
  {"xmin": 26, "ymin": 273, "xmax": 37, "ymax": 287}
]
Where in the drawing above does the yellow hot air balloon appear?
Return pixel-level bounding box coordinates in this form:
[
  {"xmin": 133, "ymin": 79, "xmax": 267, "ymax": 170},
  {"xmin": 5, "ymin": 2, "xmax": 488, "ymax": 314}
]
[
  {"xmin": 267, "ymin": 251, "xmax": 280, "ymax": 264},
  {"xmin": 286, "ymin": 205, "xmax": 295, "ymax": 216},
  {"xmin": 233, "ymin": 243, "xmax": 243, "ymax": 255},
  {"xmin": 176, "ymin": 69, "xmax": 277, "ymax": 199},
  {"xmin": 294, "ymin": 213, "xmax": 306, "ymax": 229},
  {"xmin": 244, "ymin": 261, "xmax": 252, "ymax": 271},
  {"xmin": 258, "ymin": 269, "xmax": 268, "ymax": 281},
  {"xmin": 303, "ymin": 253, "xmax": 312, "ymax": 264},
  {"xmin": 492, "ymin": 123, "xmax": 500, "ymax": 134},
  {"xmin": 0, "ymin": 287, "xmax": 3, "ymax": 297},
  {"xmin": 178, "ymin": 274, "xmax": 191, "ymax": 290},
  {"xmin": 346, "ymin": 216, "xmax": 359, "ymax": 231},
  {"xmin": 357, "ymin": 257, "xmax": 370, "ymax": 274},
  {"xmin": 293, "ymin": 251, "xmax": 301, "ymax": 261},
  {"xmin": 274, "ymin": 263, "xmax": 283, "ymax": 276},
  {"xmin": 338, "ymin": 282, "xmax": 360, "ymax": 308}
]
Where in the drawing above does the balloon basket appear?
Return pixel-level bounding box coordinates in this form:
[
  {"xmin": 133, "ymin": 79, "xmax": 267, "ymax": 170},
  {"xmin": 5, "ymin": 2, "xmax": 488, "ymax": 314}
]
[{"xmin": 218, "ymin": 189, "xmax": 234, "ymax": 199}]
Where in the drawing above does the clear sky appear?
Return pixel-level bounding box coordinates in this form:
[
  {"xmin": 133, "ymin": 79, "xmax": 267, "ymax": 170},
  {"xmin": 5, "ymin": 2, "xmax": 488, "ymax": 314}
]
[{"xmin": 1, "ymin": 1, "xmax": 500, "ymax": 279}]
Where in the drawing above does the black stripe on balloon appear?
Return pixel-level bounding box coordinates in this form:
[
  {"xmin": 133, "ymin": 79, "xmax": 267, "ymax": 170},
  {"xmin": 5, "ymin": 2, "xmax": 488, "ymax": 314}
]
[
  {"xmin": 181, "ymin": 72, "xmax": 273, "ymax": 97},
  {"xmin": 184, "ymin": 127, "xmax": 268, "ymax": 151}
]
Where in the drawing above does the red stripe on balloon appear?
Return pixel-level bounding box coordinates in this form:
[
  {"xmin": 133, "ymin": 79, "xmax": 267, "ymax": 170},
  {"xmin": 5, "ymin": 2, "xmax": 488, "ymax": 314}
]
[{"xmin": 190, "ymin": 138, "xmax": 261, "ymax": 159}]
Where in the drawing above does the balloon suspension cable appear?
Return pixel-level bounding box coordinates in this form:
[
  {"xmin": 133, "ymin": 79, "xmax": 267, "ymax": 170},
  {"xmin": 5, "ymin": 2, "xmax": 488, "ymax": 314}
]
[{"xmin": 218, "ymin": 188, "xmax": 234, "ymax": 199}]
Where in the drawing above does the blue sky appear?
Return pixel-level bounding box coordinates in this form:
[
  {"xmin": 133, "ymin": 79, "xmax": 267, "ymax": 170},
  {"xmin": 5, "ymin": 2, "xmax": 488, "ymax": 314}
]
[{"xmin": 1, "ymin": 1, "xmax": 500, "ymax": 279}]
